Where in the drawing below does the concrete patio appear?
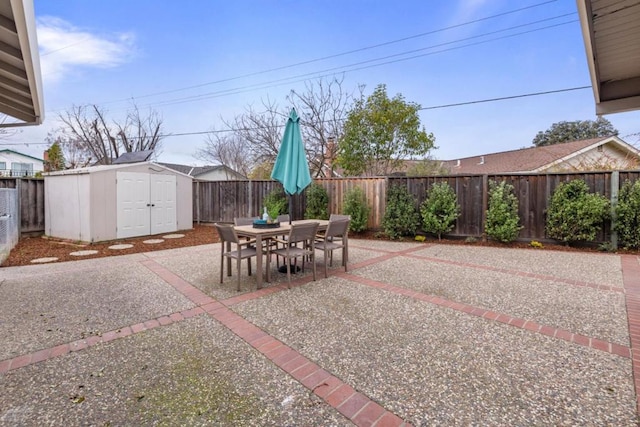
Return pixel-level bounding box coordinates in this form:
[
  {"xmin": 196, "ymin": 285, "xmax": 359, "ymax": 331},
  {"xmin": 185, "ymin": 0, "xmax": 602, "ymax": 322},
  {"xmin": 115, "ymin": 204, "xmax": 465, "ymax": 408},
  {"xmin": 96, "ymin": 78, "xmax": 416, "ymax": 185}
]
[{"xmin": 1, "ymin": 240, "xmax": 639, "ymax": 426}]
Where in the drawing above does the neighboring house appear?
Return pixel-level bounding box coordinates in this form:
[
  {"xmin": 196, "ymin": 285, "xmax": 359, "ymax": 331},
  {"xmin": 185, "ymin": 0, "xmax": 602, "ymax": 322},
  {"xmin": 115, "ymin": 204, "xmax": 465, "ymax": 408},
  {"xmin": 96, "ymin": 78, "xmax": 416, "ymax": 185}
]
[
  {"xmin": 0, "ymin": 149, "xmax": 44, "ymax": 177},
  {"xmin": 441, "ymin": 136, "xmax": 640, "ymax": 175},
  {"xmin": 158, "ymin": 163, "xmax": 246, "ymax": 180}
]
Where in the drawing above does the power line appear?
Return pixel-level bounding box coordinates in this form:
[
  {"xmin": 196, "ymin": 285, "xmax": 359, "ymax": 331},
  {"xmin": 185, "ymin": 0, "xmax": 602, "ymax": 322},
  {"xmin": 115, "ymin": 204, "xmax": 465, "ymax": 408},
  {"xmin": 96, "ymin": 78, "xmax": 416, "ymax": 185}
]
[
  {"xmin": 139, "ymin": 17, "xmax": 577, "ymax": 110},
  {"xmin": 2, "ymin": 84, "xmax": 593, "ymax": 148},
  {"xmin": 92, "ymin": 0, "xmax": 560, "ymax": 106},
  {"xmin": 114, "ymin": 86, "xmax": 603, "ymax": 138},
  {"xmin": 420, "ymin": 86, "xmax": 591, "ymax": 110},
  {"xmin": 1, "ymin": 85, "xmax": 593, "ymax": 147}
]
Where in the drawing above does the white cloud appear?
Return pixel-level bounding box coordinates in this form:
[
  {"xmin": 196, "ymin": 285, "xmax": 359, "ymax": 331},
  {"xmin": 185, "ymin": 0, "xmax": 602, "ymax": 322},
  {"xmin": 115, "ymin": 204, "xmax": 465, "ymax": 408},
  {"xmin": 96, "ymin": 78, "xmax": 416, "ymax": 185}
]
[{"xmin": 37, "ymin": 16, "xmax": 136, "ymax": 84}]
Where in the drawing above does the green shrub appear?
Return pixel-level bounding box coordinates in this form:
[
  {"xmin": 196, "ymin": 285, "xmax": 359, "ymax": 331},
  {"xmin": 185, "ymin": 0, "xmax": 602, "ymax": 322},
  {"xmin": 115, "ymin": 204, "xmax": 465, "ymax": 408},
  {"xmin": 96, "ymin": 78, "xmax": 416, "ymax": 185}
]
[
  {"xmin": 382, "ymin": 185, "xmax": 421, "ymax": 239},
  {"xmin": 304, "ymin": 183, "xmax": 329, "ymax": 220},
  {"xmin": 343, "ymin": 187, "xmax": 370, "ymax": 233},
  {"xmin": 615, "ymin": 179, "xmax": 640, "ymax": 249},
  {"xmin": 546, "ymin": 179, "xmax": 610, "ymax": 243},
  {"xmin": 485, "ymin": 180, "xmax": 522, "ymax": 242},
  {"xmin": 420, "ymin": 182, "xmax": 459, "ymax": 240},
  {"xmin": 263, "ymin": 188, "xmax": 288, "ymax": 219}
]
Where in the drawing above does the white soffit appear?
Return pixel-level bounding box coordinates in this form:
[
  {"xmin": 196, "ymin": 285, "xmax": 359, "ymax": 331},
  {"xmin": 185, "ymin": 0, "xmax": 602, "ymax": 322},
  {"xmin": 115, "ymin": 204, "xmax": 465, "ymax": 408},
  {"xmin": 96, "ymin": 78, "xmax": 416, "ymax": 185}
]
[
  {"xmin": 0, "ymin": 0, "xmax": 43, "ymax": 126},
  {"xmin": 577, "ymin": 0, "xmax": 640, "ymax": 115}
]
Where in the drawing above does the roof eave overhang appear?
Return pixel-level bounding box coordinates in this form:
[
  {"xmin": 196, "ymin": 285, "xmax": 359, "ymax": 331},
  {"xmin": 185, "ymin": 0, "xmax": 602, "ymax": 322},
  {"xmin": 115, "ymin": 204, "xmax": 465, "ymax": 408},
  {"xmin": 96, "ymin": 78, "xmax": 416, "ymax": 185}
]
[
  {"xmin": 1, "ymin": 0, "xmax": 44, "ymax": 127},
  {"xmin": 576, "ymin": 0, "xmax": 640, "ymax": 115}
]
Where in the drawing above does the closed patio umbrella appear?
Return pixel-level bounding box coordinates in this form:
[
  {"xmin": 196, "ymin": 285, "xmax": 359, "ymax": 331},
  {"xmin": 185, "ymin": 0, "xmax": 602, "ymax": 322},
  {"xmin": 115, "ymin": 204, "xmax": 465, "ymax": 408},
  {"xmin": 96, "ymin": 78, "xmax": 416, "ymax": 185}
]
[{"xmin": 271, "ymin": 108, "xmax": 312, "ymax": 223}]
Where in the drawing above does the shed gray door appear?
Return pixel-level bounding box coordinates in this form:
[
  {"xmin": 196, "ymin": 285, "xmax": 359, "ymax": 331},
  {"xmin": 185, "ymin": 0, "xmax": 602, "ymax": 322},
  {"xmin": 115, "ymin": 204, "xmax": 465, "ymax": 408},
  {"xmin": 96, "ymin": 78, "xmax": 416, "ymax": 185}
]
[{"xmin": 117, "ymin": 172, "xmax": 177, "ymax": 238}]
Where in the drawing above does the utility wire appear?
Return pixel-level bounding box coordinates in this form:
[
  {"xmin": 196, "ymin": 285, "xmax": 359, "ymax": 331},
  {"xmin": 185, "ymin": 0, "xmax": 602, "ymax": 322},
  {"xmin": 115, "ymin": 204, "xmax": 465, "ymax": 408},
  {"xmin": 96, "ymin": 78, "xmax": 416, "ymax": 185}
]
[
  {"xmin": 141, "ymin": 18, "xmax": 577, "ymax": 110},
  {"xmin": 92, "ymin": 0, "xmax": 560, "ymax": 106},
  {"xmin": 0, "ymin": 84, "xmax": 589, "ymax": 147}
]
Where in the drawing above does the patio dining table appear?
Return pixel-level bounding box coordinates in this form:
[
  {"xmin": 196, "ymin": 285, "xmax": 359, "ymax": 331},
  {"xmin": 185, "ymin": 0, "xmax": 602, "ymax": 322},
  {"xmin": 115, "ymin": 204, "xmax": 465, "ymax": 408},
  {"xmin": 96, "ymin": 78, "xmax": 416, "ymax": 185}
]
[{"xmin": 234, "ymin": 219, "xmax": 330, "ymax": 289}]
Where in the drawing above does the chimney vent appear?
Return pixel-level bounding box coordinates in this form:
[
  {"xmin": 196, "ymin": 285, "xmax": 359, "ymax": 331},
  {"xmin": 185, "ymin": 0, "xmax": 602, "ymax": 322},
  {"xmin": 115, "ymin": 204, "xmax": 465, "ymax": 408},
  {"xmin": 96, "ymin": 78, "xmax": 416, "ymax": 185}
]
[{"xmin": 478, "ymin": 156, "xmax": 485, "ymax": 165}]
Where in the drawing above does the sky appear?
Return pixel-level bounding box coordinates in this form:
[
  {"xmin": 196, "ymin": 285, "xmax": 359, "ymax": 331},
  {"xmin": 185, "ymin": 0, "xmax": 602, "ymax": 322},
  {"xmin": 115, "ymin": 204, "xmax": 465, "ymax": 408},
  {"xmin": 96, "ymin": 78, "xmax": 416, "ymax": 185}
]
[{"xmin": 5, "ymin": 0, "xmax": 640, "ymax": 166}]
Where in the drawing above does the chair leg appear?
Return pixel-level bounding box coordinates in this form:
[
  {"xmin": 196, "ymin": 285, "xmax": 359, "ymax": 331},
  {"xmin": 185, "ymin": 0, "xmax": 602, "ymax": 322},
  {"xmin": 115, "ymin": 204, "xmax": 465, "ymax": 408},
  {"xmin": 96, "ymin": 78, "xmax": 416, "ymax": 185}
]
[
  {"xmin": 324, "ymin": 248, "xmax": 329, "ymax": 278},
  {"xmin": 343, "ymin": 247, "xmax": 348, "ymax": 272},
  {"xmin": 311, "ymin": 251, "xmax": 316, "ymax": 281},
  {"xmin": 286, "ymin": 260, "xmax": 291, "ymax": 288},
  {"xmin": 247, "ymin": 258, "xmax": 252, "ymax": 276},
  {"xmin": 237, "ymin": 257, "xmax": 241, "ymax": 292},
  {"xmin": 219, "ymin": 253, "xmax": 224, "ymax": 284}
]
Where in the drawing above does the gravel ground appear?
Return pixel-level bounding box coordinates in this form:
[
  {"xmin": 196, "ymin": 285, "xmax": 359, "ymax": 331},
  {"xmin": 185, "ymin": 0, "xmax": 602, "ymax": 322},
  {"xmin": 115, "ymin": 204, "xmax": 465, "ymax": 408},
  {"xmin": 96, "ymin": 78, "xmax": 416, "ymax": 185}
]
[
  {"xmin": 0, "ymin": 263, "xmax": 194, "ymax": 360},
  {"xmin": 351, "ymin": 256, "xmax": 629, "ymax": 346},
  {"xmin": 0, "ymin": 316, "xmax": 350, "ymax": 426},
  {"xmin": 414, "ymin": 245, "xmax": 624, "ymax": 287},
  {"xmin": 151, "ymin": 245, "xmax": 384, "ymax": 299},
  {"xmin": 234, "ymin": 278, "xmax": 638, "ymax": 426}
]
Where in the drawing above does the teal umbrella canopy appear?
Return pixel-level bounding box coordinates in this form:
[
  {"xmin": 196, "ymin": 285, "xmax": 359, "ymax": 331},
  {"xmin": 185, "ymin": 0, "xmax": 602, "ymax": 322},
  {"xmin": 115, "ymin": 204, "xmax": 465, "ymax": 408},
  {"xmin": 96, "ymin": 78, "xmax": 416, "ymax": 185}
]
[{"xmin": 271, "ymin": 108, "xmax": 312, "ymax": 195}]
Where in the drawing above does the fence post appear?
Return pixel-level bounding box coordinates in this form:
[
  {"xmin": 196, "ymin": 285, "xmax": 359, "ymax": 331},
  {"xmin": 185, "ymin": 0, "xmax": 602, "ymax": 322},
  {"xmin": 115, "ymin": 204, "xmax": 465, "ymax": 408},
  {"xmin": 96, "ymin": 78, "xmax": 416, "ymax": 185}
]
[
  {"xmin": 15, "ymin": 178, "xmax": 22, "ymax": 237},
  {"xmin": 481, "ymin": 175, "xmax": 488, "ymax": 241},
  {"xmin": 195, "ymin": 180, "xmax": 200, "ymax": 224},
  {"xmin": 248, "ymin": 180, "xmax": 253, "ymax": 217},
  {"xmin": 610, "ymin": 171, "xmax": 619, "ymax": 250}
]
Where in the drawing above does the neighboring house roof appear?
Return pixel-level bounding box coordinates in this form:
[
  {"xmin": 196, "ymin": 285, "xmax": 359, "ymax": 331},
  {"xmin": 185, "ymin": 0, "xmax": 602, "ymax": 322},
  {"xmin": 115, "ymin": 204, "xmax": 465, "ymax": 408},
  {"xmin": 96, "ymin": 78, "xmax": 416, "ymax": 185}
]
[
  {"xmin": 0, "ymin": 0, "xmax": 44, "ymax": 126},
  {"xmin": 442, "ymin": 136, "xmax": 640, "ymax": 174},
  {"xmin": 0, "ymin": 148, "xmax": 42, "ymax": 162},
  {"xmin": 158, "ymin": 162, "xmax": 246, "ymax": 179},
  {"xmin": 577, "ymin": 0, "xmax": 640, "ymax": 114}
]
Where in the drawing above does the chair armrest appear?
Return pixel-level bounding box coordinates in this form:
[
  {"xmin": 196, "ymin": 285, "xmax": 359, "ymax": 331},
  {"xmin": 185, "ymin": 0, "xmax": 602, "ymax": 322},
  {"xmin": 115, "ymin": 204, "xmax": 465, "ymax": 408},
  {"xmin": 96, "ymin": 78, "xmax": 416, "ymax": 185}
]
[{"xmin": 238, "ymin": 239, "xmax": 257, "ymax": 247}]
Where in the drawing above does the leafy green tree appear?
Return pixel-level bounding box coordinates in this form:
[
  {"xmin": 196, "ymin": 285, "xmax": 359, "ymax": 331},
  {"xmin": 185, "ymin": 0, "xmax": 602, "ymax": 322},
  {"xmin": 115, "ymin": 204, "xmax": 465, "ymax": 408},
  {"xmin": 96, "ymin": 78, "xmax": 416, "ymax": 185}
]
[
  {"xmin": 382, "ymin": 185, "xmax": 421, "ymax": 239},
  {"xmin": 532, "ymin": 117, "xmax": 618, "ymax": 147},
  {"xmin": 304, "ymin": 183, "xmax": 329, "ymax": 220},
  {"xmin": 614, "ymin": 180, "xmax": 640, "ymax": 249},
  {"xmin": 342, "ymin": 187, "xmax": 370, "ymax": 233},
  {"xmin": 546, "ymin": 180, "xmax": 610, "ymax": 243},
  {"xmin": 421, "ymin": 182, "xmax": 459, "ymax": 240},
  {"xmin": 485, "ymin": 181, "xmax": 522, "ymax": 242},
  {"xmin": 337, "ymin": 84, "xmax": 435, "ymax": 176},
  {"xmin": 44, "ymin": 141, "xmax": 66, "ymax": 171}
]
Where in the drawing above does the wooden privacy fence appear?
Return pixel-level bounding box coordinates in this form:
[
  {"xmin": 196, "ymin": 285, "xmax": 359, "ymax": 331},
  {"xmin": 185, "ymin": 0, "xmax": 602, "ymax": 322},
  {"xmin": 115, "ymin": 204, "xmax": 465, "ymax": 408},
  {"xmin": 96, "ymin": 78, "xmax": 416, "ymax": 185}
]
[
  {"xmin": 0, "ymin": 178, "xmax": 44, "ymax": 236},
  {"xmin": 193, "ymin": 170, "xmax": 640, "ymax": 243},
  {"xmin": 6, "ymin": 172, "xmax": 640, "ymax": 242}
]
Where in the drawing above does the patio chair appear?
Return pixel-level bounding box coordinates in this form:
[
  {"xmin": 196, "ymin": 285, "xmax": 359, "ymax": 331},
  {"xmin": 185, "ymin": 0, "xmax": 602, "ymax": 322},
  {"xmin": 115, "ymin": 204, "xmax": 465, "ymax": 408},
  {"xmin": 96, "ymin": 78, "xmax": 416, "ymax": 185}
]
[
  {"xmin": 268, "ymin": 221, "xmax": 319, "ymax": 287},
  {"xmin": 314, "ymin": 218, "xmax": 350, "ymax": 278},
  {"xmin": 236, "ymin": 216, "xmax": 281, "ymax": 267},
  {"xmin": 215, "ymin": 223, "xmax": 259, "ymax": 292}
]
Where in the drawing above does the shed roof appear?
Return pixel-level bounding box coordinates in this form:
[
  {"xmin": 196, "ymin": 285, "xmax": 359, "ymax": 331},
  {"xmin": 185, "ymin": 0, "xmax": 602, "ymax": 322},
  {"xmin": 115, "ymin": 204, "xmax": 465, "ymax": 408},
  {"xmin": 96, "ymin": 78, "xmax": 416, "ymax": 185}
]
[{"xmin": 44, "ymin": 161, "xmax": 193, "ymax": 178}]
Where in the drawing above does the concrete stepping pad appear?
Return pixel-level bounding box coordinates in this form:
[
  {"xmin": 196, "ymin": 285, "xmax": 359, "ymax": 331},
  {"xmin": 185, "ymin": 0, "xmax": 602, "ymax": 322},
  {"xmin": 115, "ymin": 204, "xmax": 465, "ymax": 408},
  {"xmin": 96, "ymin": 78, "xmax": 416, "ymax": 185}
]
[
  {"xmin": 30, "ymin": 257, "xmax": 58, "ymax": 264},
  {"xmin": 70, "ymin": 250, "xmax": 99, "ymax": 257},
  {"xmin": 162, "ymin": 234, "xmax": 184, "ymax": 239},
  {"xmin": 143, "ymin": 239, "xmax": 165, "ymax": 244},
  {"xmin": 108, "ymin": 244, "xmax": 134, "ymax": 250}
]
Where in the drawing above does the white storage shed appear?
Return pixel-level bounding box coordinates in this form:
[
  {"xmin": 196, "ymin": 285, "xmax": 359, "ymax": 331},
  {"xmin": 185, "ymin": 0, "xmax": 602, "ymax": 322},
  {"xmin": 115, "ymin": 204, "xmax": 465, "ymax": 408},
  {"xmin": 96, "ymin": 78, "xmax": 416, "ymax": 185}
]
[{"xmin": 45, "ymin": 162, "xmax": 193, "ymax": 242}]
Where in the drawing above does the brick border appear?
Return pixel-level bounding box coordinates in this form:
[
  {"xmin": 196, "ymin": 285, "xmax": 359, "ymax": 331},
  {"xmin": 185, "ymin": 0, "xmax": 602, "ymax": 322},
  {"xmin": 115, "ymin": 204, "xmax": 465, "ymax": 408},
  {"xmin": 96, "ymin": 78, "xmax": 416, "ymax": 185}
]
[
  {"xmin": 340, "ymin": 272, "xmax": 631, "ymax": 358},
  {"xmin": 0, "ymin": 306, "xmax": 205, "ymax": 374},
  {"xmin": 621, "ymin": 255, "xmax": 640, "ymax": 414}
]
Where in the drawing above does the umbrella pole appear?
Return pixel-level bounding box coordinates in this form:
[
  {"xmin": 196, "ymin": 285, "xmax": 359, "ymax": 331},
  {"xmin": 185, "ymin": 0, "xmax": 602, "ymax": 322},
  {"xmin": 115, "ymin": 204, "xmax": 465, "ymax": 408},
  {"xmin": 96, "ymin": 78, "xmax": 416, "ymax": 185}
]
[{"xmin": 289, "ymin": 195, "xmax": 293, "ymax": 224}]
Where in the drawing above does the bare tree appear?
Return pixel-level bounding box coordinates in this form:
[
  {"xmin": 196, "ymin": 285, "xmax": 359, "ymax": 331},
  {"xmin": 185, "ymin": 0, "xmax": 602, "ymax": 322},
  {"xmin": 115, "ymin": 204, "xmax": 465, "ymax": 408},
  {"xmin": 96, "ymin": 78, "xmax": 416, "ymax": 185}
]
[
  {"xmin": 45, "ymin": 132, "xmax": 93, "ymax": 169},
  {"xmin": 198, "ymin": 99, "xmax": 283, "ymax": 176},
  {"xmin": 199, "ymin": 77, "xmax": 357, "ymax": 178},
  {"xmin": 286, "ymin": 77, "xmax": 357, "ymax": 177},
  {"xmin": 196, "ymin": 131, "xmax": 252, "ymax": 178},
  {"xmin": 56, "ymin": 103, "xmax": 164, "ymax": 165}
]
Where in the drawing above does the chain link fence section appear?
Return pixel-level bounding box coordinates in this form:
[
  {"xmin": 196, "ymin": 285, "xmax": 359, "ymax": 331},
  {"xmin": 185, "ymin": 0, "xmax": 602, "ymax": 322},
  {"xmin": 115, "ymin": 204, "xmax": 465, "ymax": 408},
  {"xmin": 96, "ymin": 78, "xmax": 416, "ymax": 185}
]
[{"xmin": 0, "ymin": 188, "xmax": 19, "ymax": 263}]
